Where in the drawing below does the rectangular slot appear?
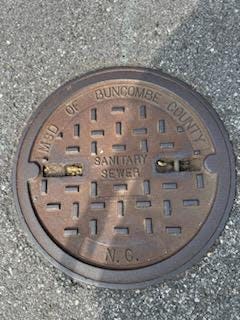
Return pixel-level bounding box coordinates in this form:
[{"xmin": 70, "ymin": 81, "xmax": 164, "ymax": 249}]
[
  {"xmin": 91, "ymin": 130, "xmax": 104, "ymax": 136},
  {"xmin": 112, "ymin": 144, "xmax": 126, "ymax": 152},
  {"xmin": 136, "ymin": 201, "xmax": 151, "ymax": 208},
  {"xmin": 65, "ymin": 185, "xmax": 79, "ymax": 192},
  {"xmin": 183, "ymin": 199, "xmax": 199, "ymax": 206},
  {"xmin": 143, "ymin": 180, "xmax": 150, "ymax": 195},
  {"xmin": 89, "ymin": 220, "xmax": 97, "ymax": 235},
  {"xmin": 132, "ymin": 128, "xmax": 147, "ymax": 135},
  {"xmin": 196, "ymin": 174, "xmax": 204, "ymax": 188},
  {"xmin": 116, "ymin": 122, "xmax": 122, "ymax": 135},
  {"xmin": 114, "ymin": 227, "xmax": 129, "ymax": 235},
  {"xmin": 41, "ymin": 179, "xmax": 48, "ymax": 194},
  {"xmin": 64, "ymin": 228, "xmax": 79, "ymax": 237},
  {"xmin": 159, "ymin": 120, "xmax": 166, "ymax": 133},
  {"xmin": 139, "ymin": 105, "xmax": 147, "ymax": 118},
  {"xmin": 66, "ymin": 146, "xmax": 80, "ymax": 153},
  {"xmin": 91, "ymin": 141, "xmax": 97, "ymax": 155},
  {"xmin": 166, "ymin": 227, "xmax": 181, "ymax": 235},
  {"xmin": 46, "ymin": 203, "xmax": 61, "ymax": 210},
  {"xmin": 162, "ymin": 183, "xmax": 177, "ymax": 189},
  {"xmin": 90, "ymin": 202, "xmax": 105, "ymax": 209},
  {"xmin": 112, "ymin": 106, "xmax": 125, "ymax": 113},
  {"xmin": 160, "ymin": 142, "xmax": 174, "ymax": 149},
  {"xmin": 113, "ymin": 184, "xmax": 128, "ymax": 191},
  {"xmin": 140, "ymin": 140, "xmax": 148, "ymax": 152},
  {"xmin": 117, "ymin": 201, "xmax": 124, "ymax": 217},
  {"xmin": 163, "ymin": 200, "xmax": 172, "ymax": 216},
  {"xmin": 91, "ymin": 108, "xmax": 97, "ymax": 121},
  {"xmin": 72, "ymin": 202, "xmax": 80, "ymax": 218},
  {"xmin": 144, "ymin": 218, "xmax": 153, "ymax": 234},
  {"xmin": 91, "ymin": 181, "xmax": 98, "ymax": 197},
  {"xmin": 74, "ymin": 124, "xmax": 80, "ymax": 137}
]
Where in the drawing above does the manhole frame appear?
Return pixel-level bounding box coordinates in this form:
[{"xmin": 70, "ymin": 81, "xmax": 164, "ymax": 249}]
[{"xmin": 13, "ymin": 67, "xmax": 236, "ymax": 289}]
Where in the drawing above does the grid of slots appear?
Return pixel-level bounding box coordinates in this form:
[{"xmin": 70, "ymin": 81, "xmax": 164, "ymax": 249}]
[
  {"xmin": 42, "ymin": 104, "xmax": 205, "ymax": 238},
  {"xmin": 64, "ymin": 105, "xmax": 178, "ymax": 156}
]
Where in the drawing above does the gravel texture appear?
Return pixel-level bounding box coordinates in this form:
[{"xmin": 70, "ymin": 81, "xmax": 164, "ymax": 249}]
[{"xmin": 0, "ymin": 0, "xmax": 239, "ymax": 319}]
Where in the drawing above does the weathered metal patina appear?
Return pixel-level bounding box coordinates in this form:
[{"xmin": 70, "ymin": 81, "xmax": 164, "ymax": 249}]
[{"xmin": 13, "ymin": 67, "xmax": 235, "ymax": 288}]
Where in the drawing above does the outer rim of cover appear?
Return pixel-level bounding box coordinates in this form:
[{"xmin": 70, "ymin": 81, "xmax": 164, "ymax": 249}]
[{"xmin": 12, "ymin": 67, "xmax": 236, "ymax": 289}]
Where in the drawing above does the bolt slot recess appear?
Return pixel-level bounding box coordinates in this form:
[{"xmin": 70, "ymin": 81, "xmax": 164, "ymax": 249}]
[
  {"xmin": 43, "ymin": 163, "xmax": 83, "ymax": 177},
  {"xmin": 155, "ymin": 158, "xmax": 201, "ymax": 173}
]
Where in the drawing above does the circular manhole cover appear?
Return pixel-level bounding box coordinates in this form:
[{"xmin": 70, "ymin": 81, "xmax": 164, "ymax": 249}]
[{"xmin": 14, "ymin": 67, "xmax": 235, "ymax": 288}]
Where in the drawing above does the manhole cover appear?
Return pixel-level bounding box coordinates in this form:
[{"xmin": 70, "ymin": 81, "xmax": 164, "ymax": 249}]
[{"xmin": 14, "ymin": 67, "xmax": 235, "ymax": 288}]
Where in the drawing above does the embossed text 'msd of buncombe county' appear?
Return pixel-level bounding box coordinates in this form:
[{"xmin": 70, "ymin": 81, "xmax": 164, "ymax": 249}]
[
  {"xmin": 95, "ymin": 85, "xmax": 206, "ymax": 143},
  {"xmin": 14, "ymin": 67, "xmax": 235, "ymax": 289},
  {"xmin": 95, "ymin": 85, "xmax": 161, "ymax": 103}
]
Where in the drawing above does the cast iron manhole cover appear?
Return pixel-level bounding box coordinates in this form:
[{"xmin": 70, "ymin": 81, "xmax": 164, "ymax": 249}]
[{"xmin": 14, "ymin": 67, "xmax": 235, "ymax": 288}]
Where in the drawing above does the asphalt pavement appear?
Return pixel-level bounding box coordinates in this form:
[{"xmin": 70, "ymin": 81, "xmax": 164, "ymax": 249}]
[{"xmin": 0, "ymin": 0, "xmax": 239, "ymax": 319}]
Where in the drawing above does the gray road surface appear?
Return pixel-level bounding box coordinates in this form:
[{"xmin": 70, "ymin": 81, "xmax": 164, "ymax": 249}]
[{"xmin": 0, "ymin": 0, "xmax": 239, "ymax": 319}]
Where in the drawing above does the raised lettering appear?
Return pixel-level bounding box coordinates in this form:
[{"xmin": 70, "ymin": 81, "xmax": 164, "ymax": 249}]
[
  {"xmin": 65, "ymin": 101, "xmax": 78, "ymax": 115},
  {"xmin": 95, "ymin": 89, "xmax": 104, "ymax": 100},
  {"xmin": 106, "ymin": 248, "xmax": 116, "ymax": 263},
  {"xmin": 95, "ymin": 156, "xmax": 101, "ymax": 165},
  {"xmin": 166, "ymin": 101, "xmax": 206, "ymax": 143},
  {"xmin": 37, "ymin": 124, "xmax": 59, "ymax": 154},
  {"xmin": 101, "ymin": 169, "xmax": 107, "ymax": 178},
  {"xmin": 38, "ymin": 142, "xmax": 51, "ymax": 153},
  {"xmin": 94, "ymin": 85, "xmax": 161, "ymax": 103},
  {"xmin": 125, "ymin": 249, "xmax": 133, "ymax": 262}
]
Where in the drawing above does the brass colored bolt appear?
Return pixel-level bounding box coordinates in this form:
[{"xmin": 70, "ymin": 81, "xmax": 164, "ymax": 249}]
[
  {"xmin": 43, "ymin": 163, "xmax": 83, "ymax": 177},
  {"xmin": 157, "ymin": 160, "xmax": 168, "ymax": 167},
  {"xmin": 65, "ymin": 164, "xmax": 83, "ymax": 176}
]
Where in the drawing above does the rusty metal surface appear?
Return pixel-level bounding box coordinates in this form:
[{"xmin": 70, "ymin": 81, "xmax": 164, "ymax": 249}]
[
  {"xmin": 28, "ymin": 84, "xmax": 216, "ymax": 269},
  {"xmin": 14, "ymin": 67, "xmax": 235, "ymax": 287}
]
